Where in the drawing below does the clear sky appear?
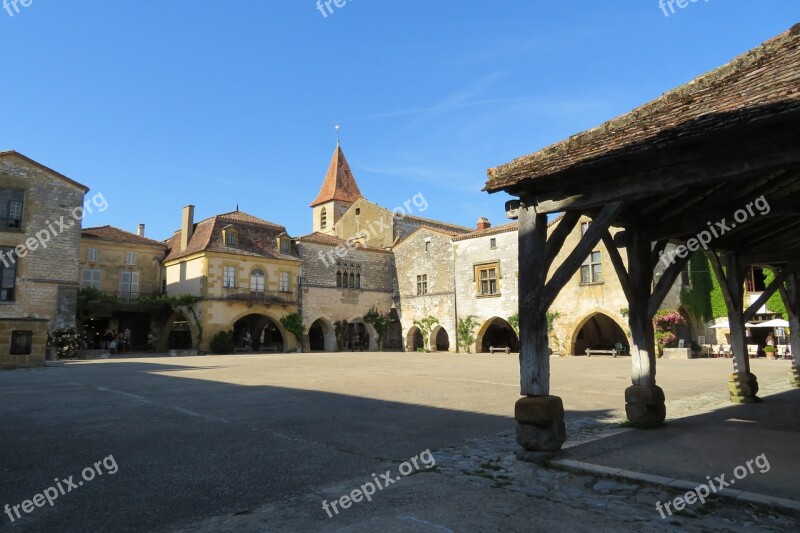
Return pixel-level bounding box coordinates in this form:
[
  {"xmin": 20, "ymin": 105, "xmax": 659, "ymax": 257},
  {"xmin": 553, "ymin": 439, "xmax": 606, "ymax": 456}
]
[{"xmin": 1, "ymin": 1, "xmax": 798, "ymax": 240}]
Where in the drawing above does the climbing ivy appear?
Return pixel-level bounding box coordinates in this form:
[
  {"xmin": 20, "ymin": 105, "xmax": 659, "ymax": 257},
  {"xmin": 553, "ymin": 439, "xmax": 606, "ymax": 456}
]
[{"xmin": 763, "ymin": 269, "xmax": 788, "ymax": 319}]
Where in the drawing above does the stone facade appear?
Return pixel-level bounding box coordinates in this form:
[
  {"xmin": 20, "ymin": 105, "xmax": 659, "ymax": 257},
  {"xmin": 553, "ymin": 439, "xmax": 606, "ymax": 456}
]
[
  {"xmin": 394, "ymin": 227, "xmax": 457, "ymax": 351},
  {"xmin": 0, "ymin": 152, "xmax": 87, "ymax": 368}
]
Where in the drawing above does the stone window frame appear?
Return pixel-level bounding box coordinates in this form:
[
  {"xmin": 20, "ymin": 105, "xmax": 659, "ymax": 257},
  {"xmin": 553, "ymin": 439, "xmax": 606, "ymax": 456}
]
[
  {"xmin": 87, "ymin": 247, "xmax": 100, "ymax": 262},
  {"xmin": 10, "ymin": 330, "xmax": 32, "ymax": 355},
  {"xmin": 424, "ymin": 239, "xmax": 431, "ymax": 253},
  {"xmin": 580, "ymin": 251, "xmax": 603, "ymax": 285},
  {"xmin": 489, "ymin": 238, "xmax": 496, "ymax": 250},
  {"xmin": 250, "ymin": 267, "xmax": 266, "ymax": 293},
  {"xmin": 119, "ymin": 270, "xmax": 140, "ymax": 297},
  {"xmin": 474, "ymin": 261, "xmax": 500, "ymax": 297},
  {"xmin": 125, "ymin": 251, "xmax": 137, "ymax": 266},
  {"xmin": 416, "ymin": 274, "xmax": 428, "ymax": 295},
  {"xmin": 223, "ymin": 265, "xmax": 237, "ymax": 289},
  {"xmin": 320, "ymin": 208, "xmax": 328, "ymax": 229},
  {"xmin": 0, "ymin": 187, "xmax": 25, "ymax": 231},
  {"xmin": 0, "ymin": 246, "xmax": 17, "ymax": 301},
  {"xmin": 82, "ymin": 268, "xmax": 102, "ymax": 290},
  {"xmin": 336, "ymin": 261, "xmax": 361, "ymax": 289},
  {"xmin": 279, "ymin": 271, "xmax": 290, "ymax": 292}
]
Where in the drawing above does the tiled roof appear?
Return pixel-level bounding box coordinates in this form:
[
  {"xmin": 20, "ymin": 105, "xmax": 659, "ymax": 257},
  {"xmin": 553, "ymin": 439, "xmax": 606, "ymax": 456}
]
[
  {"xmin": 310, "ymin": 145, "xmax": 364, "ymax": 207},
  {"xmin": 486, "ymin": 24, "xmax": 800, "ymax": 192},
  {"xmin": 164, "ymin": 210, "xmax": 298, "ymax": 262},
  {"xmin": 401, "ymin": 214, "xmax": 472, "ymax": 235},
  {"xmin": 295, "ymin": 232, "xmax": 393, "ymax": 254},
  {"xmin": 452, "ymin": 222, "xmax": 519, "ymax": 241},
  {"xmin": 82, "ymin": 226, "xmax": 167, "ymax": 248},
  {"xmin": 0, "ymin": 150, "xmax": 89, "ymax": 191}
]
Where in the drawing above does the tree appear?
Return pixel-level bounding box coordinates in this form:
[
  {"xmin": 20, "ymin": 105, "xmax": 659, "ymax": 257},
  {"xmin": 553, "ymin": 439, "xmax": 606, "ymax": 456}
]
[
  {"xmin": 457, "ymin": 315, "xmax": 479, "ymax": 353},
  {"xmin": 209, "ymin": 330, "xmax": 235, "ymax": 355},
  {"xmin": 279, "ymin": 313, "xmax": 305, "ymax": 351},
  {"xmin": 509, "ymin": 311, "xmax": 564, "ymax": 354},
  {"xmin": 508, "ymin": 313, "xmax": 519, "ymax": 336},
  {"xmin": 334, "ymin": 320, "xmax": 349, "ymax": 351},
  {"xmin": 413, "ymin": 316, "xmax": 439, "ymax": 352},
  {"xmin": 363, "ymin": 307, "xmax": 389, "ymax": 351}
]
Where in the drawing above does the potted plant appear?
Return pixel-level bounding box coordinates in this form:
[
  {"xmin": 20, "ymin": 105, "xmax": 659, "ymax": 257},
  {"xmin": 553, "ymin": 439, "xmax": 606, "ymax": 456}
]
[{"xmin": 764, "ymin": 345, "xmax": 777, "ymax": 360}]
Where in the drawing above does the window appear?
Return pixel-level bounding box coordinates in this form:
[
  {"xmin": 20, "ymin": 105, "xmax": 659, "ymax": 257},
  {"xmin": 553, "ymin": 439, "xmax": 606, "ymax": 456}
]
[
  {"xmin": 82, "ymin": 268, "xmax": 102, "ymax": 289},
  {"xmin": 0, "ymin": 247, "xmax": 16, "ymax": 301},
  {"xmin": 478, "ymin": 266, "xmax": 498, "ymax": 295},
  {"xmin": 10, "ymin": 331, "xmax": 32, "ymax": 355},
  {"xmin": 320, "ymin": 208, "xmax": 327, "ymax": 229},
  {"xmin": 336, "ymin": 270, "xmax": 342, "ymax": 287},
  {"xmin": 88, "ymin": 248, "xmax": 99, "ymax": 262},
  {"xmin": 223, "ymin": 266, "xmax": 236, "ymax": 288},
  {"xmin": 355, "ymin": 273, "xmax": 361, "ymax": 289},
  {"xmin": 355, "ymin": 208, "xmax": 361, "ymax": 216},
  {"xmin": 0, "ymin": 188, "xmax": 24, "ymax": 229},
  {"xmin": 279, "ymin": 272, "xmax": 290, "ymax": 292},
  {"xmin": 226, "ymin": 232, "xmax": 237, "ymax": 246},
  {"xmin": 424, "ymin": 240, "xmax": 430, "ymax": 252},
  {"xmin": 681, "ymin": 263, "xmax": 691, "ymax": 287},
  {"xmin": 416, "ymin": 274, "xmax": 428, "ymax": 295},
  {"xmin": 581, "ymin": 251, "xmax": 603, "ymax": 284},
  {"xmin": 119, "ymin": 271, "xmax": 140, "ymax": 296},
  {"xmin": 125, "ymin": 251, "xmax": 137, "ymax": 266},
  {"xmin": 280, "ymin": 239, "xmax": 291, "ymax": 254},
  {"xmin": 581, "ymin": 222, "xmax": 590, "ymax": 236},
  {"xmin": 490, "ymin": 238, "xmax": 496, "ymax": 250},
  {"xmin": 250, "ymin": 268, "xmax": 265, "ymax": 293}
]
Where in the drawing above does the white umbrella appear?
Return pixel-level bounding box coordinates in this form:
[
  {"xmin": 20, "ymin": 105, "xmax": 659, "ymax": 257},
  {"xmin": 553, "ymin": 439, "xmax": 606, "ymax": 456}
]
[
  {"xmin": 710, "ymin": 321, "xmax": 729, "ymax": 329},
  {"xmin": 757, "ymin": 318, "xmax": 790, "ymax": 328}
]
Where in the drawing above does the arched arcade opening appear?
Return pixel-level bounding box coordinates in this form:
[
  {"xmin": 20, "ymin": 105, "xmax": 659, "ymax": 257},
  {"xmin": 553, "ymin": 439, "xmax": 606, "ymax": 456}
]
[
  {"xmin": 572, "ymin": 312, "xmax": 630, "ymax": 356},
  {"xmin": 477, "ymin": 317, "xmax": 519, "ymax": 353}
]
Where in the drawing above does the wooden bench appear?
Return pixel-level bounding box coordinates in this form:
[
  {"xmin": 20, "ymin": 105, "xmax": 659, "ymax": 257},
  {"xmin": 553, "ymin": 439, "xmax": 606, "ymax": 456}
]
[
  {"xmin": 489, "ymin": 346, "xmax": 511, "ymax": 354},
  {"xmin": 586, "ymin": 349, "xmax": 617, "ymax": 357}
]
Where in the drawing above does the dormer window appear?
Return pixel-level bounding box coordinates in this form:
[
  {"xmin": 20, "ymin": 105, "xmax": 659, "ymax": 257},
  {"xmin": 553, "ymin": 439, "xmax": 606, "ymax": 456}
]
[
  {"xmin": 277, "ymin": 236, "xmax": 291, "ymax": 254},
  {"xmin": 222, "ymin": 226, "xmax": 238, "ymax": 247}
]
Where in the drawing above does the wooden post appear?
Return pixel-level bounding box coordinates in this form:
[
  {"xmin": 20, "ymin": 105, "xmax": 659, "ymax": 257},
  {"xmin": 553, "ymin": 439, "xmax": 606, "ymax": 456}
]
[
  {"xmin": 780, "ymin": 272, "xmax": 800, "ymax": 387},
  {"xmin": 706, "ymin": 251, "xmax": 759, "ymax": 402},
  {"xmin": 517, "ymin": 206, "xmax": 550, "ymax": 396}
]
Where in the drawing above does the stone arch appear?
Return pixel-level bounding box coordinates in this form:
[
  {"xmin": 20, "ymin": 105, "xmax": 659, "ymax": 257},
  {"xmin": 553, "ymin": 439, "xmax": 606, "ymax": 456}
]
[
  {"xmin": 430, "ymin": 325, "xmax": 450, "ymax": 352},
  {"xmin": 406, "ymin": 326, "xmax": 424, "ymax": 352},
  {"xmin": 348, "ymin": 317, "xmax": 378, "ymax": 351},
  {"xmin": 308, "ymin": 317, "xmax": 336, "ymax": 352},
  {"xmin": 571, "ymin": 311, "xmax": 630, "ymax": 356},
  {"xmin": 228, "ymin": 310, "xmax": 290, "ymax": 352},
  {"xmin": 476, "ymin": 317, "xmax": 519, "ymax": 353},
  {"xmin": 159, "ymin": 307, "xmax": 201, "ymax": 351}
]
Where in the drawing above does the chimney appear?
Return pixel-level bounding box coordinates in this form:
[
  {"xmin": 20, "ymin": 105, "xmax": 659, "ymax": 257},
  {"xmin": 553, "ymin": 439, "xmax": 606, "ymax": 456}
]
[
  {"xmin": 181, "ymin": 205, "xmax": 195, "ymax": 251},
  {"xmin": 477, "ymin": 217, "xmax": 491, "ymax": 231},
  {"xmin": 137, "ymin": 224, "xmax": 145, "ymax": 237}
]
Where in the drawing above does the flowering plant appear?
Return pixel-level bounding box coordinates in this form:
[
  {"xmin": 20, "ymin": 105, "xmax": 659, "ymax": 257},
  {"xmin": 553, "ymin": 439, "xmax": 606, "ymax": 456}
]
[
  {"xmin": 654, "ymin": 310, "xmax": 686, "ymax": 349},
  {"xmin": 48, "ymin": 327, "xmax": 83, "ymax": 359}
]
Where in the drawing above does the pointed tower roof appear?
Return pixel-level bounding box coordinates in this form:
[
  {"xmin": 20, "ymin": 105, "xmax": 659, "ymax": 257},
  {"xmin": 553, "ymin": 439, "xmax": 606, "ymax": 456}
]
[{"xmin": 310, "ymin": 145, "xmax": 364, "ymax": 207}]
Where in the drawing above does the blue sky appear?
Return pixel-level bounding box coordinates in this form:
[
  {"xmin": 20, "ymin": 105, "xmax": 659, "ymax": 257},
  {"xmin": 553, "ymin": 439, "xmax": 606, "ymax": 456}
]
[{"xmin": 1, "ymin": 1, "xmax": 798, "ymax": 240}]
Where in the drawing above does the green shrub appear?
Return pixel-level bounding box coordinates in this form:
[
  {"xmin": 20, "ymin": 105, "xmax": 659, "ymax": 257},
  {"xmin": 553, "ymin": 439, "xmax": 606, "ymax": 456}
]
[{"xmin": 210, "ymin": 330, "xmax": 235, "ymax": 355}]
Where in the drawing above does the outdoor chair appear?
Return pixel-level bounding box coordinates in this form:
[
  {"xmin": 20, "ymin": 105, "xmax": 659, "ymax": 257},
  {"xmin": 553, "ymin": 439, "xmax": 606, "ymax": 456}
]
[
  {"xmin": 747, "ymin": 344, "xmax": 759, "ymax": 358},
  {"xmin": 710, "ymin": 345, "xmax": 720, "ymax": 358},
  {"xmin": 614, "ymin": 343, "xmax": 627, "ymax": 357}
]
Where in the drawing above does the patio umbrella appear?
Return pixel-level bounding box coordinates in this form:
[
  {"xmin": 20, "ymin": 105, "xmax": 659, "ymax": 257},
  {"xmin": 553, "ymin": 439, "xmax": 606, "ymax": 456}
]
[{"xmin": 757, "ymin": 318, "xmax": 790, "ymax": 328}]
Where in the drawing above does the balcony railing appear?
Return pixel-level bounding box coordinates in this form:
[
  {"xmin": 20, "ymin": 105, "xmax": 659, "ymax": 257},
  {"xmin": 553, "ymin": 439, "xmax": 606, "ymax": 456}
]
[
  {"xmin": 222, "ymin": 288, "xmax": 296, "ymax": 306},
  {"xmin": 82, "ymin": 291, "xmax": 164, "ymax": 304}
]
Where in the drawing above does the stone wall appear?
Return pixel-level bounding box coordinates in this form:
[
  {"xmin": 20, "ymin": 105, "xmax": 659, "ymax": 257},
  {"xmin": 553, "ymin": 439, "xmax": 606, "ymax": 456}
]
[
  {"xmin": 79, "ymin": 239, "xmax": 165, "ymax": 296},
  {"xmin": 0, "ymin": 154, "xmax": 85, "ymax": 365},
  {"xmin": 394, "ymin": 228, "xmax": 456, "ymax": 351}
]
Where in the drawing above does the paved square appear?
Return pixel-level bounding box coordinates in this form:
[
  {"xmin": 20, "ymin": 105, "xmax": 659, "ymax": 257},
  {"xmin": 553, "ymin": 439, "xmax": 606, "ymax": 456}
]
[{"xmin": 0, "ymin": 353, "xmax": 794, "ymax": 531}]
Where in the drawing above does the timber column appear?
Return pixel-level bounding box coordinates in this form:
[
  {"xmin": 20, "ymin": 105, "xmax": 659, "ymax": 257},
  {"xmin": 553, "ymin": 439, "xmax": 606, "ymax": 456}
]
[{"xmin": 515, "ymin": 205, "xmax": 565, "ymax": 451}]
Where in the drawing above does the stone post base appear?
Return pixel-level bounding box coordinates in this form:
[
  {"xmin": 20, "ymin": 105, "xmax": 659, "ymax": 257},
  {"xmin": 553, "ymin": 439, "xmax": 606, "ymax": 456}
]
[
  {"xmin": 514, "ymin": 395, "xmax": 566, "ymax": 452},
  {"xmin": 789, "ymin": 367, "xmax": 800, "ymax": 388},
  {"xmin": 624, "ymin": 385, "xmax": 666, "ymax": 428},
  {"xmin": 728, "ymin": 372, "xmax": 760, "ymax": 403}
]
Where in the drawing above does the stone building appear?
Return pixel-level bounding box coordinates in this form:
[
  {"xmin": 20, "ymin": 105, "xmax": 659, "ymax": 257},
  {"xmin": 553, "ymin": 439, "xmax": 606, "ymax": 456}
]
[
  {"xmin": 78, "ymin": 225, "xmax": 168, "ymax": 350},
  {"xmin": 162, "ymin": 207, "xmax": 302, "ymax": 353},
  {"xmin": 0, "ymin": 151, "xmax": 88, "ymax": 368}
]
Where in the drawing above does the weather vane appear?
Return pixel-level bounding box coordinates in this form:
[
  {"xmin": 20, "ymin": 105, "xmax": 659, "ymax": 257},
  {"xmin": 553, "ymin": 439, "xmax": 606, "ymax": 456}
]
[{"xmin": 335, "ymin": 124, "xmax": 341, "ymax": 146}]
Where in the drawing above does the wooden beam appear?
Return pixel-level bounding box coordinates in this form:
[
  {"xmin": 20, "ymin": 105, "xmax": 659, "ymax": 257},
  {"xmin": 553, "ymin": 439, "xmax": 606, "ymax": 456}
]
[
  {"xmin": 542, "ymin": 201, "xmax": 625, "ymax": 305},
  {"xmin": 648, "ymin": 254, "xmax": 691, "ymax": 318},
  {"xmin": 543, "ymin": 212, "xmax": 581, "ymax": 272},
  {"xmin": 601, "ymin": 231, "xmax": 633, "ymax": 302},
  {"xmin": 743, "ymin": 266, "xmax": 795, "ymax": 322}
]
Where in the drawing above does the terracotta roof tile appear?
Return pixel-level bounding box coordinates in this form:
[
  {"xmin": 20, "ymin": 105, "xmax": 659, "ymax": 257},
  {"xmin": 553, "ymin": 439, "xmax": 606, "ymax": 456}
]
[
  {"xmin": 486, "ymin": 25, "xmax": 800, "ymax": 192},
  {"xmin": 82, "ymin": 226, "xmax": 167, "ymax": 248},
  {"xmin": 452, "ymin": 222, "xmax": 519, "ymax": 241},
  {"xmin": 310, "ymin": 145, "xmax": 364, "ymax": 207},
  {"xmin": 164, "ymin": 210, "xmax": 298, "ymax": 262},
  {"xmin": 295, "ymin": 232, "xmax": 393, "ymax": 254}
]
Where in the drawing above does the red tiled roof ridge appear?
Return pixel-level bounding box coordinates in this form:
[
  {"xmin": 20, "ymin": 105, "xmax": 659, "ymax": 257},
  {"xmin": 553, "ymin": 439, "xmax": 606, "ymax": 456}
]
[{"xmin": 81, "ymin": 225, "xmax": 167, "ymax": 247}]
